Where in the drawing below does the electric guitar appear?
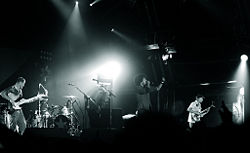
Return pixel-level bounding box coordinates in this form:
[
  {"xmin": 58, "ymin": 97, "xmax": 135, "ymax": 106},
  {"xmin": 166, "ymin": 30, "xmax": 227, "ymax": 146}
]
[
  {"xmin": 8, "ymin": 93, "xmax": 48, "ymax": 111},
  {"xmin": 191, "ymin": 101, "xmax": 215, "ymax": 122}
]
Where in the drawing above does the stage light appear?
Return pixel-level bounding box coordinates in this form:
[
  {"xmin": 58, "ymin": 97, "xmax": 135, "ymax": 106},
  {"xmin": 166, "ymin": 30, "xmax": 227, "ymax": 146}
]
[
  {"xmin": 111, "ymin": 28, "xmax": 115, "ymax": 32},
  {"xmin": 94, "ymin": 61, "xmax": 121, "ymax": 82},
  {"xmin": 239, "ymin": 87, "xmax": 244, "ymax": 96},
  {"xmin": 232, "ymin": 53, "xmax": 248, "ymax": 124},
  {"xmin": 200, "ymin": 83, "xmax": 210, "ymax": 86},
  {"xmin": 162, "ymin": 54, "xmax": 169, "ymax": 61},
  {"xmin": 146, "ymin": 44, "xmax": 159, "ymax": 50},
  {"xmin": 227, "ymin": 80, "xmax": 237, "ymax": 83},
  {"xmin": 90, "ymin": 0, "xmax": 102, "ymax": 7},
  {"xmin": 241, "ymin": 54, "xmax": 248, "ymax": 62},
  {"xmin": 75, "ymin": 1, "xmax": 78, "ymax": 5}
]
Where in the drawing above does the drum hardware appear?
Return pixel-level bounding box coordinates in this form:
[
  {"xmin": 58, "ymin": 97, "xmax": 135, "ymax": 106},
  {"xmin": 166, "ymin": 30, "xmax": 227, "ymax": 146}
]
[
  {"xmin": 0, "ymin": 101, "xmax": 11, "ymax": 128},
  {"xmin": 37, "ymin": 83, "xmax": 49, "ymax": 128},
  {"xmin": 67, "ymin": 85, "xmax": 96, "ymax": 129},
  {"xmin": 26, "ymin": 93, "xmax": 81, "ymax": 136},
  {"xmin": 48, "ymin": 104, "xmax": 63, "ymax": 118},
  {"xmin": 63, "ymin": 95, "xmax": 78, "ymax": 136},
  {"xmin": 60, "ymin": 106, "xmax": 71, "ymax": 116},
  {"xmin": 0, "ymin": 108, "xmax": 11, "ymax": 129},
  {"xmin": 54, "ymin": 115, "xmax": 70, "ymax": 129}
]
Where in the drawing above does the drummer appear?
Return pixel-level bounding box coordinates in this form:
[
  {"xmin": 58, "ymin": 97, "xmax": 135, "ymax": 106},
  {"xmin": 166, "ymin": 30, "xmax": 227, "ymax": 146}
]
[{"xmin": 61, "ymin": 105, "xmax": 70, "ymax": 116}]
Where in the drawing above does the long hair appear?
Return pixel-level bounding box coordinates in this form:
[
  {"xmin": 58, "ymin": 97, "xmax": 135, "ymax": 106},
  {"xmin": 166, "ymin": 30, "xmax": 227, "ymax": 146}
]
[{"xmin": 134, "ymin": 73, "xmax": 147, "ymax": 86}]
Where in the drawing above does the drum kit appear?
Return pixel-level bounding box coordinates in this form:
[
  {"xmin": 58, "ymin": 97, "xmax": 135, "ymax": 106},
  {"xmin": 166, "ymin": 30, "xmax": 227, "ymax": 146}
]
[{"xmin": 27, "ymin": 95, "xmax": 81, "ymax": 136}]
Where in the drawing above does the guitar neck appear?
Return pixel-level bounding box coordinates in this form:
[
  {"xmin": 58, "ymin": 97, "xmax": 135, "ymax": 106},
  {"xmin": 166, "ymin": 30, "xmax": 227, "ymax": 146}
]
[
  {"xmin": 17, "ymin": 95, "xmax": 39, "ymax": 106},
  {"xmin": 201, "ymin": 104, "xmax": 215, "ymax": 114},
  {"xmin": 27, "ymin": 96, "xmax": 39, "ymax": 103},
  {"xmin": 201, "ymin": 106, "xmax": 211, "ymax": 113}
]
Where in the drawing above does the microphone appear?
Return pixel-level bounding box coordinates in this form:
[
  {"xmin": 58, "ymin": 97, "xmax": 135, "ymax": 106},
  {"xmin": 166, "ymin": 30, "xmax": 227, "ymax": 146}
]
[
  {"xmin": 92, "ymin": 79, "xmax": 99, "ymax": 82},
  {"xmin": 68, "ymin": 83, "xmax": 75, "ymax": 86}
]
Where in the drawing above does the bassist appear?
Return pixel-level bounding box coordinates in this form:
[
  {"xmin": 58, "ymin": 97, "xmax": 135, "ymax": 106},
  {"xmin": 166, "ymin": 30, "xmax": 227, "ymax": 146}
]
[
  {"xmin": 0, "ymin": 77, "xmax": 27, "ymax": 135},
  {"xmin": 0, "ymin": 77, "xmax": 47, "ymax": 135}
]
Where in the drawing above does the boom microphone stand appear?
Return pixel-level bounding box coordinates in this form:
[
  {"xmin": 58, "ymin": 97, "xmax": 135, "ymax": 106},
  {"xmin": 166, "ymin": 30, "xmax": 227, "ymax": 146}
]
[
  {"xmin": 99, "ymin": 84, "xmax": 116, "ymax": 129},
  {"xmin": 68, "ymin": 83, "xmax": 96, "ymax": 129}
]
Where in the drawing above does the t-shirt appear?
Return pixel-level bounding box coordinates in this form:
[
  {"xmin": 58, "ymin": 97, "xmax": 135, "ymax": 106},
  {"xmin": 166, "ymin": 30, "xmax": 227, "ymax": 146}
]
[
  {"xmin": 187, "ymin": 100, "xmax": 201, "ymax": 123},
  {"xmin": 135, "ymin": 85, "xmax": 157, "ymax": 111},
  {"xmin": 5, "ymin": 86, "xmax": 23, "ymax": 100},
  {"xmin": 0, "ymin": 85, "xmax": 23, "ymax": 111}
]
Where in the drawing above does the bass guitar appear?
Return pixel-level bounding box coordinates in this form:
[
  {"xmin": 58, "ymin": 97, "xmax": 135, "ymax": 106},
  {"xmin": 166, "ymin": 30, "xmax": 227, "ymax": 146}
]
[{"xmin": 8, "ymin": 93, "xmax": 48, "ymax": 111}]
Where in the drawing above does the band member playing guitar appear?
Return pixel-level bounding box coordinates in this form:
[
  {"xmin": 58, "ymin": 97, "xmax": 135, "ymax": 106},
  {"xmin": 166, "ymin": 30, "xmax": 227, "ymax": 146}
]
[
  {"xmin": 0, "ymin": 77, "xmax": 48, "ymax": 135},
  {"xmin": 187, "ymin": 94, "xmax": 215, "ymax": 129}
]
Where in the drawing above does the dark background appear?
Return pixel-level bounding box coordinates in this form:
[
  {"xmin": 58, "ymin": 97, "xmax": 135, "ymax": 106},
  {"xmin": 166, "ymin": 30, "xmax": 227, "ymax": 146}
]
[{"xmin": 0, "ymin": 0, "xmax": 249, "ymax": 128}]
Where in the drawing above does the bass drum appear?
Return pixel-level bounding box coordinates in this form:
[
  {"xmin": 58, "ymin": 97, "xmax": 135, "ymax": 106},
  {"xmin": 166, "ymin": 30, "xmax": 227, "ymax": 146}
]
[{"xmin": 54, "ymin": 115, "xmax": 70, "ymax": 130}]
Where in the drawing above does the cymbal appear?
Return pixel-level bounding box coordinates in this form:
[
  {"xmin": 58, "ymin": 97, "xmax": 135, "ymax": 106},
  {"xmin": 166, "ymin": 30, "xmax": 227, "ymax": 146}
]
[
  {"xmin": 49, "ymin": 105, "xmax": 61, "ymax": 109},
  {"xmin": 64, "ymin": 95, "xmax": 77, "ymax": 99}
]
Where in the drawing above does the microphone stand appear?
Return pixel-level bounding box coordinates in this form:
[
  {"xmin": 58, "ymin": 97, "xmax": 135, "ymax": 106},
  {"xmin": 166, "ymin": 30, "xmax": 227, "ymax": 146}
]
[
  {"xmin": 68, "ymin": 84, "xmax": 96, "ymax": 129},
  {"xmin": 37, "ymin": 86, "xmax": 42, "ymax": 128},
  {"xmin": 99, "ymin": 84, "xmax": 116, "ymax": 129}
]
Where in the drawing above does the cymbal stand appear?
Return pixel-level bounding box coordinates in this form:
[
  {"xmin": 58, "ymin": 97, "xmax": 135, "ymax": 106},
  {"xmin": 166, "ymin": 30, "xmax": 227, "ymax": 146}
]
[
  {"xmin": 38, "ymin": 83, "xmax": 49, "ymax": 128},
  {"xmin": 68, "ymin": 99, "xmax": 79, "ymax": 136},
  {"xmin": 36, "ymin": 95, "xmax": 42, "ymax": 128},
  {"xmin": 68, "ymin": 99, "xmax": 74, "ymax": 127}
]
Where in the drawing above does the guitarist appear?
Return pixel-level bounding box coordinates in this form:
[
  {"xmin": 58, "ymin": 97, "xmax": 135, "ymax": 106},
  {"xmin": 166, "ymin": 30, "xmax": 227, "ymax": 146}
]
[
  {"xmin": 0, "ymin": 77, "xmax": 47, "ymax": 135},
  {"xmin": 187, "ymin": 94, "xmax": 206, "ymax": 129}
]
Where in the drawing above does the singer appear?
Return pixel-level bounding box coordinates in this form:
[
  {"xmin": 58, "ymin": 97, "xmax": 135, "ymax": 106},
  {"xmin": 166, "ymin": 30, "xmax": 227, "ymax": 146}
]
[{"xmin": 134, "ymin": 73, "xmax": 165, "ymax": 116}]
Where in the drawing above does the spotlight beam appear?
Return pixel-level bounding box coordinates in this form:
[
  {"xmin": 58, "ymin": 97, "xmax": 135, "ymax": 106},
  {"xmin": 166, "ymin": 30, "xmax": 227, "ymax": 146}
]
[{"xmin": 90, "ymin": 0, "xmax": 102, "ymax": 7}]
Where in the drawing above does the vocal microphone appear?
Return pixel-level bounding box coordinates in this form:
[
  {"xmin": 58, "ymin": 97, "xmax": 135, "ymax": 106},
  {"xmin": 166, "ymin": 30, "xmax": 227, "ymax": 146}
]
[{"xmin": 92, "ymin": 79, "xmax": 99, "ymax": 82}]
